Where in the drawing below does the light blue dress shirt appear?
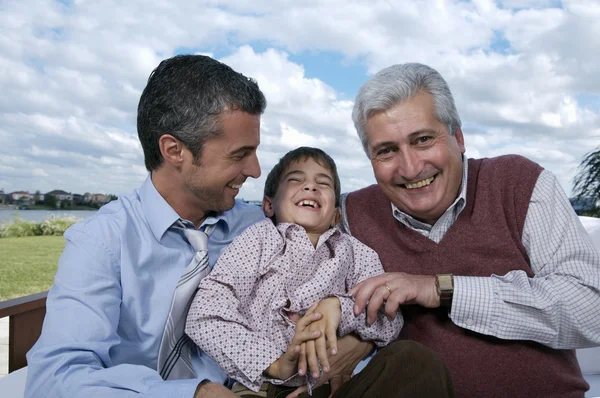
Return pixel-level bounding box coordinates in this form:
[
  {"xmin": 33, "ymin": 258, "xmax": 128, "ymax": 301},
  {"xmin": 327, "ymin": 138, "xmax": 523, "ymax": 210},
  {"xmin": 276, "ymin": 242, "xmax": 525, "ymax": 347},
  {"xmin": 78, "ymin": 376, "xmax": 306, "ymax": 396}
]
[{"xmin": 25, "ymin": 176, "xmax": 265, "ymax": 398}]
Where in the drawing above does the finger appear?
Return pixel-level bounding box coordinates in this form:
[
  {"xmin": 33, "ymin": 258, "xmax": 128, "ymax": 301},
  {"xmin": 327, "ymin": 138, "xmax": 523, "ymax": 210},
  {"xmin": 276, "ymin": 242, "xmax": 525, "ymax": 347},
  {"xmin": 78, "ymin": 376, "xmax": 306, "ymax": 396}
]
[
  {"xmin": 282, "ymin": 343, "xmax": 301, "ymax": 363},
  {"xmin": 298, "ymin": 342, "xmax": 307, "ymax": 376},
  {"xmin": 348, "ymin": 279, "xmax": 364, "ymax": 296},
  {"xmin": 366, "ymin": 287, "xmax": 387, "ymax": 325},
  {"xmin": 384, "ymin": 292, "xmax": 402, "ymax": 320},
  {"xmin": 291, "ymin": 328, "xmax": 322, "ymax": 348},
  {"xmin": 350, "ymin": 276, "xmax": 388, "ymax": 315},
  {"xmin": 286, "ymin": 384, "xmax": 308, "ymax": 398},
  {"xmin": 325, "ymin": 323, "xmax": 338, "ymax": 356},
  {"xmin": 306, "ymin": 339, "xmax": 320, "ymax": 379},
  {"xmin": 296, "ymin": 311, "xmax": 323, "ymax": 331},
  {"xmin": 305, "ymin": 301, "xmax": 319, "ymax": 315},
  {"xmin": 315, "ymin": 334, "xmax": 330, "ymax": 372}
]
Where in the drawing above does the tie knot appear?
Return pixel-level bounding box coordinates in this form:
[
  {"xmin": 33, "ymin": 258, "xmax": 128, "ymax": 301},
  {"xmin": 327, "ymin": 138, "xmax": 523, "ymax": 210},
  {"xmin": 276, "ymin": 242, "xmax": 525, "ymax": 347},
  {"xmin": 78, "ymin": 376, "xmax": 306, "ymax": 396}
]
[
  {"xmin": 174, "ymin": 220, "xmax": 209, "ymax": 252},
  {"xmin": 182, "ymin": 228, "xmax": 208, "ymax": 252}
]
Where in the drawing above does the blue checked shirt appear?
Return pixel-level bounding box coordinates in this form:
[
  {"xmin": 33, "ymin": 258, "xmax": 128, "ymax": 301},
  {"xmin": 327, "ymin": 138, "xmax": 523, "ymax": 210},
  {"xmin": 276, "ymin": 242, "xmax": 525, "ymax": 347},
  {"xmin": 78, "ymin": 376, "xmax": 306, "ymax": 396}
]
[
  {"xmin": 25, "ymin": 176, "xmax": 265, "ymax": 398},
  {"xmin": 341, "ymin": 155, "xmax": 600, "ymax": 349}
]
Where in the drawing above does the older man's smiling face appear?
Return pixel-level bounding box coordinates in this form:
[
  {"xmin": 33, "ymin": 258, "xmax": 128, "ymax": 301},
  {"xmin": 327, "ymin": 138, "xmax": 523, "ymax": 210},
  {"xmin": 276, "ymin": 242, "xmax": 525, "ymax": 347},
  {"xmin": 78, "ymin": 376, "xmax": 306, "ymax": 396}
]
[{"xmin": 365, "ymin": 92, "xmax": 465, "ymax": 225}]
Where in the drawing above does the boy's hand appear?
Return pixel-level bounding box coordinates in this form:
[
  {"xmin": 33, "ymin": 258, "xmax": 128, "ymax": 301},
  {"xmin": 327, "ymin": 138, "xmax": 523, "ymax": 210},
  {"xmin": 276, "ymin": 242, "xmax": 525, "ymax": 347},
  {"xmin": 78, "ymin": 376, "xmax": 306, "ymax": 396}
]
[
  {"xmin": 287, "ymin": 334, "xmax": 374, "ymax": 398},
  {"xmin": 265, "ymin": 304, "xmax": 323, "ymax": 380},
  {"xmin": 300, "ymin": 297, "xmax": 341, "ymax": 379}
]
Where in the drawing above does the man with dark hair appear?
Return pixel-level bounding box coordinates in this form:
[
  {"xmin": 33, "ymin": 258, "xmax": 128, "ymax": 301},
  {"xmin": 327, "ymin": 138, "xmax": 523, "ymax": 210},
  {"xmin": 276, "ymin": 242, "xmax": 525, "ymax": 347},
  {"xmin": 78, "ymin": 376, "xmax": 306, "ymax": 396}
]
[
  {"xmin": 344, "ymin": 63, "xmax": 600, "ymax": 397},
  {"xmin": 25, "ymin": 55, "xmax": 268, "ymax": 398}
]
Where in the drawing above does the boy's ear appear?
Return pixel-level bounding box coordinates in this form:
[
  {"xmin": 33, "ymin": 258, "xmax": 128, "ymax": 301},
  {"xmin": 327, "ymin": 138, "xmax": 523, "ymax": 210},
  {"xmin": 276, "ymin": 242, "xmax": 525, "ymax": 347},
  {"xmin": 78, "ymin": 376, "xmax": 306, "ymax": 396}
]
[
  {"xmin": 262, "ymin": 196, "xmax": 275, "ymax": 218},
  {"xmin": 331, "ymin": 208, "xmax": 340, "ymax": 227}
]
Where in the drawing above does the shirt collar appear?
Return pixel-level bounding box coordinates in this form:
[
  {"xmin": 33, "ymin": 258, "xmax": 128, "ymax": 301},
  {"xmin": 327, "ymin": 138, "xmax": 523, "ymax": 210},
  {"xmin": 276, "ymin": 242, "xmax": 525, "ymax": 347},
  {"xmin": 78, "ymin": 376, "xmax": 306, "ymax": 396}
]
[
  {"xmin": 275, "ymin": 222, "xmax": 341, "ymax": 248},
  {"xmin": 391, "ymin": 154, "xmax": 469, "ymax": 228},
  {"xmin": 140, "ymin": 175, "xmax": 231, "ymax": 241}
]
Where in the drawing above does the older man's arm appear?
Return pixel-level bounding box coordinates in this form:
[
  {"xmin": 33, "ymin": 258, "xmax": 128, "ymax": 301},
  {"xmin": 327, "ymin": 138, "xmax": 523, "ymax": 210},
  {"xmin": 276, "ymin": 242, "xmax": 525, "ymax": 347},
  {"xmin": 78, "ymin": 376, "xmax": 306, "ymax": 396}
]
[
  {"xmin": 451, "ymin": 170, "xmax": 600, "ymax": 349},
  {"xmin": 349, "ymin": 171, "xmax": 600, "ymax": 349}
]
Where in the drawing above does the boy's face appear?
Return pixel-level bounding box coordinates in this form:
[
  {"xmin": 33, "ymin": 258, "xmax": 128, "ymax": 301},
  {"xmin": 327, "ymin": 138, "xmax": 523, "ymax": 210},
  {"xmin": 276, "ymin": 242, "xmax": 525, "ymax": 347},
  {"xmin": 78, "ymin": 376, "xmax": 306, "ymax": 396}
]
[{"xmin": 264, "ymin": 158, "xmax": 337, "ymax": 235}]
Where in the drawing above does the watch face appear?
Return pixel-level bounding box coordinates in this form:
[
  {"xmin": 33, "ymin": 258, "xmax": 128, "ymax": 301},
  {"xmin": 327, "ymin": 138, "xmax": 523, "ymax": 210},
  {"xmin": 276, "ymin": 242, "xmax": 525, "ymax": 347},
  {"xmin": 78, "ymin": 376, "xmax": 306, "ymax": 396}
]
[{"xmin": 437, "ymin": 274, "xmax": 453, "ymax": 292}]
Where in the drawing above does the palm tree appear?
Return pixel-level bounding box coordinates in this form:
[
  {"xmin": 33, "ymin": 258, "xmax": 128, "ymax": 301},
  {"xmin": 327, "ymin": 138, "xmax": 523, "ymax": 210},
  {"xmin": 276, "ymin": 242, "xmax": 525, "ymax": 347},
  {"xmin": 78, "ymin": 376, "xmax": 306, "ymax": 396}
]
[{"xmin": 573, "ymin": 148, "xmax": 600, "ymax": 216}]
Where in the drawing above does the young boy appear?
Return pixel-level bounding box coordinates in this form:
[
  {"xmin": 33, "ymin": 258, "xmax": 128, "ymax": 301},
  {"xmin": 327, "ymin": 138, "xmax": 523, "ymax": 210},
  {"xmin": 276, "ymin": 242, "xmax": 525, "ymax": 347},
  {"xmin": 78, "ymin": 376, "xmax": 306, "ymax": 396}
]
[{"xmin": 185, "ymin": 147, "xmax": 402, "ymax": 396}]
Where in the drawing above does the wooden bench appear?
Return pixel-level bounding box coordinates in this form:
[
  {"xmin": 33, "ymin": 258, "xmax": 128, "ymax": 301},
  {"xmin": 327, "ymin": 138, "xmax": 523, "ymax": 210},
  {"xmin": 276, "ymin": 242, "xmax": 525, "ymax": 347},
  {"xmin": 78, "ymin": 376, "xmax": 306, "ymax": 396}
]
[{"xmin": 0, "ymin": 291, "xmax": 47, "ymax": 373}]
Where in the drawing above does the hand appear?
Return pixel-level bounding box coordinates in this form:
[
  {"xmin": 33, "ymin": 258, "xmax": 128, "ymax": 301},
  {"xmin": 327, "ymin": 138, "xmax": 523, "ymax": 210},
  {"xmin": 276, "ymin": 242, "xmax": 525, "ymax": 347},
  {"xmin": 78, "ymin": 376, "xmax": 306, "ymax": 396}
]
[
  {"xmin": 301, "ymin": 297, "xmax": 341, "ymax": 379},
  {"xmin": 287, "ymin": 334, "xmax": 374, "ymax": 398},
  {"xmin": 349, "ymin": 272, "xmax": 439, "ymax": 325},
  {"xmin": 193, "ymin": 381, "xmax": 237, "ymax": 397},
  {"xmin": 265, "ymin": 304, "xmax": 323, "ymax": 380}
]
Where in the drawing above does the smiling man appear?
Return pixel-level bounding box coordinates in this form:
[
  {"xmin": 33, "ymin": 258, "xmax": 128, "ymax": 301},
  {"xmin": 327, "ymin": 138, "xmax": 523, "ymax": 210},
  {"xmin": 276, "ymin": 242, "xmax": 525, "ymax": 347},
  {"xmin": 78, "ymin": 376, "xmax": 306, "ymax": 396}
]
[
  {"xmin": 24, "ymin": 55, "xmax": 269, "ymax": 398},
  {"xmin": 343, "ymin": 63, "xmax": 600, "ymax": 398}
]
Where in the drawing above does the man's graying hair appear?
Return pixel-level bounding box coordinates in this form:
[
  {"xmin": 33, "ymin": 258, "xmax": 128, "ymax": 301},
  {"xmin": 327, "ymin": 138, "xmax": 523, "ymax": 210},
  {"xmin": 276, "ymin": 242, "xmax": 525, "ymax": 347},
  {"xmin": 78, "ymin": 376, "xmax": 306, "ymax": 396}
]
[
  {"xmin": 352, "ymin": 63, "xmax": 461, "ymax": 155},
  {"xmin": 137, "ymin": 54, "xmax": 267, "ymax": 171}
]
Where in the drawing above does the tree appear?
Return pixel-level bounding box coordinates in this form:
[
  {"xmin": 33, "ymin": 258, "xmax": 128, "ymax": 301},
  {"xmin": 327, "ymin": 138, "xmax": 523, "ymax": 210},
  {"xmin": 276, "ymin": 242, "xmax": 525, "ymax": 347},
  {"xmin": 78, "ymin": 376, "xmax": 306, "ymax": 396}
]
[
  {"xmin": 44, "ymin": 194, "xmax": 57, "ymax": 208},
  {"xmin": 573, "ymin": 148, "xmax": 600, "ymax": 217}
]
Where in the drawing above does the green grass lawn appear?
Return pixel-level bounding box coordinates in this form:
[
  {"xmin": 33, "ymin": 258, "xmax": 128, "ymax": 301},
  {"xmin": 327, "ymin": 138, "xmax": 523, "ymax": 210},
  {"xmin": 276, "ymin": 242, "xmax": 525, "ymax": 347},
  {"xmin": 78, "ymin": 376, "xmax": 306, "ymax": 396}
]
[{"xmin": 0, "ymin": 236, "xmax": 65, "ymax": 300}]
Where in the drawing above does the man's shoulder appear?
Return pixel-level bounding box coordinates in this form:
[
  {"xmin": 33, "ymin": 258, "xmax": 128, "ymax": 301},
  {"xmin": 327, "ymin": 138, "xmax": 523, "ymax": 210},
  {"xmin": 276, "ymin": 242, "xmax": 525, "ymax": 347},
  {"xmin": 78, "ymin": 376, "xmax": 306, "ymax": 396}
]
[
  {"xmin": 471, "ymin": 154, "xmax": 543, "ymax": 173},
  {"xmin": 222, "ymin": 199, "xmax": 265, "ymax": 228},
  {"xmin": 225, "ymin": 199, "xmax": 263, "ymax": 218},
  {"xmin": 347, "ymin": 184, "xmax": 381, "ymax": 197},
  {"xmin": 344, "ymin": 184, "xmax": 389, "ymax": 208},
  {"xmin": 66, "ymin": 190, "xmax": 142, "ymax": 246}
]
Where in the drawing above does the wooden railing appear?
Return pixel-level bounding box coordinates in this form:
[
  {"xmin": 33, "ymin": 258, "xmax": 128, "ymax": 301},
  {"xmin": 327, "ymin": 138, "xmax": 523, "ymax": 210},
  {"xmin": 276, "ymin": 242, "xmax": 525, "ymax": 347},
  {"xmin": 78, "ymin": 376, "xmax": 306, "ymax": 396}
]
[{"xmin": 0, "ymin": 292, "xmax": 47, "ymax": 372}]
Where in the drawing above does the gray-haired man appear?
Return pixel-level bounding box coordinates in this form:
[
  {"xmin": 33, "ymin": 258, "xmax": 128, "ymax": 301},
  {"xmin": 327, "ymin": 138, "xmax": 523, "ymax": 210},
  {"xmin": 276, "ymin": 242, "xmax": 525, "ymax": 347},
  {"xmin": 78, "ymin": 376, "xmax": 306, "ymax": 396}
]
[{"xmin": 346, "ymin": 63, "xmax": 600, "ymax": 398}]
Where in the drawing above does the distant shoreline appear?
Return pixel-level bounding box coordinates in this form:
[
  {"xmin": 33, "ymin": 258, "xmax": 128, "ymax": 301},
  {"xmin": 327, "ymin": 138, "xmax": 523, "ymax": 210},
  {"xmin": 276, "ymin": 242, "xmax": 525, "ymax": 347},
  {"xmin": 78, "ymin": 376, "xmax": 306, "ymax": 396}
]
[{"xmin": 0, "ymin": 204, "xmax": 97, "ymax": 211}]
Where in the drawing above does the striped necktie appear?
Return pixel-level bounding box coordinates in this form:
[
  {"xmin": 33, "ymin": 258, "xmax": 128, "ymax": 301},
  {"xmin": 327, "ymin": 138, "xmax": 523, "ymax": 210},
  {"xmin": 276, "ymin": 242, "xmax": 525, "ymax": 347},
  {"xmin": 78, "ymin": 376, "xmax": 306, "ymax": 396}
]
[{"xmin": 157, "ymin": 220, "xmax": 213, "ymax": 380}]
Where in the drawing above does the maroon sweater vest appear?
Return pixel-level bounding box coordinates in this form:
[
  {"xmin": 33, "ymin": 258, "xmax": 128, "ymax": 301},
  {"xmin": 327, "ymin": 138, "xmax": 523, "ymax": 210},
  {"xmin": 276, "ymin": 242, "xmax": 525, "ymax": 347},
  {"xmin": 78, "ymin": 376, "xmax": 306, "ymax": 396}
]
[{"xmin": 346, "ymin": 155, "xmax": 587, "ymax": 398}]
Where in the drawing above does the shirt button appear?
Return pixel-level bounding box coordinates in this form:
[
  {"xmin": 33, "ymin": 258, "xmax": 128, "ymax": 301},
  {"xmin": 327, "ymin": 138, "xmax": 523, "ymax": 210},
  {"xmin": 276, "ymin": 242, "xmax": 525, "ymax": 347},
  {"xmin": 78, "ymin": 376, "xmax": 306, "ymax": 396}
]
[{"xmin": 466, "ymin": 318, "xmax": 474, "ymax": 326}]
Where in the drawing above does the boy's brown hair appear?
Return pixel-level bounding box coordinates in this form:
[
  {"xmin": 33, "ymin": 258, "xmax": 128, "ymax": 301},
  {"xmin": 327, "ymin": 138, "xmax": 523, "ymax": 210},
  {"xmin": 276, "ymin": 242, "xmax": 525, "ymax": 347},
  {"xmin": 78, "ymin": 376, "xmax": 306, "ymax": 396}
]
[{"xmin": 264, "ymin": 147, "xmax": 341, "ymax": 207}]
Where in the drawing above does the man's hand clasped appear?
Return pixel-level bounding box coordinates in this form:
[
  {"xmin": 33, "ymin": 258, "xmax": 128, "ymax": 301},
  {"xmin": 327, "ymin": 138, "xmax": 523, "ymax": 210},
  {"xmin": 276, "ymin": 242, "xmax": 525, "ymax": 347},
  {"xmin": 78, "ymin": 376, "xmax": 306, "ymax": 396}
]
[{"xmin": 349, "ymin": 272, "xmax": 440, "ymax": 325}]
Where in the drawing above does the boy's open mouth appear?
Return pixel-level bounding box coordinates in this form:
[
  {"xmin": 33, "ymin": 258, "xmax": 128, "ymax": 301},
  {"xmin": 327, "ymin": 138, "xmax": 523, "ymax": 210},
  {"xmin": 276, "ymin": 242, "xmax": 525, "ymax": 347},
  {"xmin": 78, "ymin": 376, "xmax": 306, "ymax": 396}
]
[{"xmin": 296, "ymin": 199, "xmax": 320, "ymax": 209}]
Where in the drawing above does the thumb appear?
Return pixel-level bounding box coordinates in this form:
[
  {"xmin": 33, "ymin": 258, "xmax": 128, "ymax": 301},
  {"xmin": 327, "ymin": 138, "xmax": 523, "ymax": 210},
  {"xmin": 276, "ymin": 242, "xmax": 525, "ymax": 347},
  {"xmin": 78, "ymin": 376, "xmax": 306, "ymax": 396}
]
[{"xmin": 283, "ymin": 344, "xmax": 301, "ymax": 363}]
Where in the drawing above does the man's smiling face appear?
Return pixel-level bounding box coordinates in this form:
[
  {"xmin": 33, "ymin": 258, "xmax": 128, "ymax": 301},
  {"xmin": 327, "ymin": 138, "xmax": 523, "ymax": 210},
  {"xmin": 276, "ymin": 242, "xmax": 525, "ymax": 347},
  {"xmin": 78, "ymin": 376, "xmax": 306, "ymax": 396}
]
[
  {"xmin": 365, "ymin": 91, "xmax": 465, "ymax": 225},
  {"xmin": 183, "ymin": 110, "xmax": 261, "ymax": 215}
]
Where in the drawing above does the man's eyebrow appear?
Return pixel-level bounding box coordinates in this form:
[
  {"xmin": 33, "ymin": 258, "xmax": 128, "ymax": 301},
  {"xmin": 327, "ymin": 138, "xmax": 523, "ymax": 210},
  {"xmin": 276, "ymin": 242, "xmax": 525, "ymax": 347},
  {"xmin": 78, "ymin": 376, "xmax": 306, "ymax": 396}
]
[
  {"xmin": 371, "ymin": 129, "xmax": 439, "ymax": 151},
  {"xmin": 370, "ymin": 141, "xmax": 397, "ymax": 152},
  {"xmin": 407, "ymin": 129, "xmax": 438, "ymax": 138},
  {"xmin": 229, "ymin": 145, "xmax": 256, "ymax": 155}
]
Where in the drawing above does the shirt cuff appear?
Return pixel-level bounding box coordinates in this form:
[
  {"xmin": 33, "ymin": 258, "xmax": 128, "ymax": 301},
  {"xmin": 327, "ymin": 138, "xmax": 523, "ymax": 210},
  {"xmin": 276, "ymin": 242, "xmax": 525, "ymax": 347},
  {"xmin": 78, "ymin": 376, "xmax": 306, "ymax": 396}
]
[
  {"xmin": 146, "ymin": 378, "xmax": 206, "ymax": 398},
  {"xmin": 335, "ymin": 294, "xmax": 360, "ymax": 337},
  {"xmin": 240, "ymin": 344, "xmax": 284, "ymax": 392},
  {"xmin": 450, "ymin": 276, "xmax": 497, "ymax": 335}
]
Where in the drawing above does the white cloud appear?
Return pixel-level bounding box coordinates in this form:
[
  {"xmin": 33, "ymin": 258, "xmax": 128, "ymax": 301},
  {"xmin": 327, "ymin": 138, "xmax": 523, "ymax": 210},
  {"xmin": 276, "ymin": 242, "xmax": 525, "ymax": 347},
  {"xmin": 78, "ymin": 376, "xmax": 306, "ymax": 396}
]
[{"xmin": 0, "ymin": 0, "xmax": 598, "ymax": 201}]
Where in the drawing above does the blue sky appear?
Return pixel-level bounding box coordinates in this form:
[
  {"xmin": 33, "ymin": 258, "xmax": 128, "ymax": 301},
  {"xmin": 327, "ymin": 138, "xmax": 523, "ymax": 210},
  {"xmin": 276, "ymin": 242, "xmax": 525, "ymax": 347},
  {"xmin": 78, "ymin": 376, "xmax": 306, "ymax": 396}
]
[{"xmin": 1, "ymin": 0, "xmax": 599, "ymax": 200}]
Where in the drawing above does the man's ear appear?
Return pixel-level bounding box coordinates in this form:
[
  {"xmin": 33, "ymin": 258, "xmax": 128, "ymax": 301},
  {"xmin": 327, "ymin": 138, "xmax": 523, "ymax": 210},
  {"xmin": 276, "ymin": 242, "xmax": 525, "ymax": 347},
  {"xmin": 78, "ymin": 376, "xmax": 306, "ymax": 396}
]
[
  {"xmin": 454, "ymin": 127, "xmax": 466, "ymax": 154},
  {"xmin": 158, "ymin": 134, "xmax": 185, "ymax": 168},
  {"xmin": 262, "ymin": 196, "xmax": 275, "ymax": 218}
]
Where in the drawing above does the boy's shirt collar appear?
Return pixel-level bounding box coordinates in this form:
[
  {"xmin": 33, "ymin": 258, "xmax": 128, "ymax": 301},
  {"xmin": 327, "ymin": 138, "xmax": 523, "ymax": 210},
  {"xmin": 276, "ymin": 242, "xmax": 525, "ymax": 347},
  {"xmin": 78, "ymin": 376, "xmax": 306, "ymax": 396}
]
[{"xmin": 275, "ymin": 222, "xmax": 341, "ymax": 250}]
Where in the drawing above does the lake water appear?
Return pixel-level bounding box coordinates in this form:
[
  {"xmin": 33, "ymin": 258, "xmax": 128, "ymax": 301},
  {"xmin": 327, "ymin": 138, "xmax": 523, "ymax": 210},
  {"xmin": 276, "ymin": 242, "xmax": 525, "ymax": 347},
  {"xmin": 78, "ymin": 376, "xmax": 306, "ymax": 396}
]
[{"xmin": 0, "ymin": 209, "xmax": 97, "ymax": 224}]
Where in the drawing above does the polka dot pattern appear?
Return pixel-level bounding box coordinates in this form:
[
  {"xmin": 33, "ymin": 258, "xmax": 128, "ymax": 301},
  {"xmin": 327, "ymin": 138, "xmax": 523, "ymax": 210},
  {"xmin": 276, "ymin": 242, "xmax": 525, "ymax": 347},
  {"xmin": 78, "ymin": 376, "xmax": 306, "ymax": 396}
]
[{"xmin": 185, "ymin": 219, "xmax": 402, "ymax": 392}]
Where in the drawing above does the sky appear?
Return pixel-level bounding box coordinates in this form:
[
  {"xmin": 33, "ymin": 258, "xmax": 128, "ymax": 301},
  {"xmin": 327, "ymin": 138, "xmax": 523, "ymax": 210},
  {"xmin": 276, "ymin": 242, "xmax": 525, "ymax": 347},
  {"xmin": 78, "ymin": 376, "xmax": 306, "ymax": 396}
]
[{"xmin": 1, "ymin": 0, "xmax": 599, "ymax": 201}]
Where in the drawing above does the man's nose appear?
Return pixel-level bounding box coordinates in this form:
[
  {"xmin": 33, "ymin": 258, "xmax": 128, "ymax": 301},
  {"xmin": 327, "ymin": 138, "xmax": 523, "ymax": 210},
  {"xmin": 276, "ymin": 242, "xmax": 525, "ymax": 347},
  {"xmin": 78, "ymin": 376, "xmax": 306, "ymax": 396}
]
[
  {"xmin": 303, "ymin": 184, "xmax": 317, "ymax": 192},
  {"xmin": 397, "ymin": 149, "xmax": 422, "ymax": 181},
  {"xmin": 244, "ymin": 152, "xmax": 261, "ymax": 178}
]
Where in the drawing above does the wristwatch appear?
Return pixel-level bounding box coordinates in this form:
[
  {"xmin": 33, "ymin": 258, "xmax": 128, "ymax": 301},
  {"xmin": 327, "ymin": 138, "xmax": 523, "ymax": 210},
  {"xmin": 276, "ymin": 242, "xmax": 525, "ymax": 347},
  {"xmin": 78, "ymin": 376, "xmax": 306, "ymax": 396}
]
[{"xmin": 435, "ymin": 274, "xmax": 454, "ymax": 307}]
